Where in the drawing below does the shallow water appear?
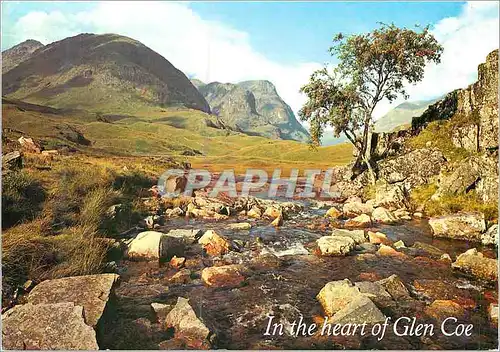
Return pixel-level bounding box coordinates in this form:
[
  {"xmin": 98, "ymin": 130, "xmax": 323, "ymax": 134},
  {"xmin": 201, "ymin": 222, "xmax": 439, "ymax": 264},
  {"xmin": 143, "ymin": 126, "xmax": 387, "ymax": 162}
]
[{"xmin": 101, "ymin": 201, "xmax": 498, "ymax": 350}]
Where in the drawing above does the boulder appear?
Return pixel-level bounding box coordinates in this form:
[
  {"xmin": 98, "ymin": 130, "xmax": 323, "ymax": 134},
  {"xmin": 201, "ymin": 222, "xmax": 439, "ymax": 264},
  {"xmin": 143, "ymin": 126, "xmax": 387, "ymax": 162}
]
[
  {"xmin": 429, "ymin": 213, "xmax": 486, "ymax": 242},
  {"xmin": 317, "ymin": 236, "xmax": 355, "ymax": 256},
  {"xmin": 151, "ymin": 302, "xmax": 173, "ymax": 321},
  {"xmin": 316, "ymin": 279, "xmax": 362, "ymax": 316},
  {"xmin": 2, "ymin": 150, "xmax": 22, "ymax": 173},
  {"xmin": 452, "ymin": 248, "xmax": 498, "ymax": 282},
  {"xmin": 330, "ymin": 296, "xmax": 386, "ymax": 324},
  {"xmin": 326, "ymin": 207, "xmax": 342, "ymax": 219},
  {"xmin": 424, "ymin": 300, "xmax": 465, "ymax": 322},
  {"xmin": 354, "ymin": 281, "xmax": 393, "ymax": 306},
  {"xmin": 342, "ymin": 201, "xmax": 373, "ymax": 218},
  {"xmin": 271, "ymin": 214, "xmax": 284, "ymax": 227},
  {"xmin": 165, "ymin": 297, "xmax": 211, "ymax": 343},
  {"xmin": 374, "ymin": 181, "xmax": 409, "ymax": 210},
  {"xmin": 169, "ymin": 256, "xmax": 186, "ymax": 269},
  {"xmin": 376, "ymin": 244, "xmax": 406, "ymax": 259},
  {"xmin": 393, "ymin": 240, "xmax": 406, "ymax": 249},
  {"xmin": 201, "ymin": 264, "xmax": 245, "ymax": 288},
  {"xmin": 198, "ymin": 230, "xmax": 232, "ymax": 256},
  {"xmin": 127, "ymin": 231, "xmax": 186, "ymax": 260},
  {"xmin": 331, "ymin": 229, "xmax": 367, "ymax": 244},
  {"xmin": 163, "ymin": 175, "xmax": 188, "ymax": 196},
  {"xmin": 228, "ymin": 222, "xmax": 252, "ymax": 230},
  {"xmin": 489, "ymin": 303, "xmax": 498, "ymax": 324},
  {"xmin": 18, "ymin": 136, "xmax": 41, "ymax": 153},
  {"xmin": 411, "ymin": 241, "xmax": 444, "ymax": 259},
  {"xmin": 27, "ymin": 274, "xmax": 119, "ymax": 327},
  {"xmin": 169, "ymin": 269, "xmax": 192, "ymax": 284},
  {"xmin": 394, "ymin": 209, "xmax": 412, "ymax": 221},
  {"xmin": 482, "ymin": 224, "xmax": 498, "ymax": 246},
  {"xmin": 2, "ymin": 302, "xmax": 98, "ymax": 350},
  {"xmin": 263, "ymin": 206, "xmax": 282, "ymax": 219},
  {"xmin": 371, "ymin": 207, "xmax": 398, "ymax": 224},
  {"xmin": 376, "ymin": 275, "xmax": 410, "ymax": 300},
  {"xmin": 368, "ymin": 231, "xmax": 390, "ymax": 245},
  {"xmin": 165, "ymin": 207, "xmax": 185, "ymax": 217},
  {"xmin": 247, "ymin": 206, "xmax": 262, "ymax": 218},
  {"xmin": 344, "ymin": 214, "xmax": 372, "ymax": 228}
]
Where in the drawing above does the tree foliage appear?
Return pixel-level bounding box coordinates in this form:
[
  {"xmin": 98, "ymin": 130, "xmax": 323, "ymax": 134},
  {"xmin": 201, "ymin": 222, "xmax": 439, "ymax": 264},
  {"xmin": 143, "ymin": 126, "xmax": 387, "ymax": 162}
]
[{"xmin": 299, "ymin": 23, "xmax": 443, "ymax": 164}]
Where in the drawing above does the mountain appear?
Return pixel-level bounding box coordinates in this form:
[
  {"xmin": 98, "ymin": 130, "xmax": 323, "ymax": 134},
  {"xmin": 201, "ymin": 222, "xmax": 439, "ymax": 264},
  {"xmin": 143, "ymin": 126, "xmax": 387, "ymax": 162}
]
[
  {"xmin": 194, "ymin": 79, "xmax": 310, "ymax": 142},
  {"xmin": 2, "ymin": 34, "xmax": 210, "ymax": 114},
  {"xmin": 2, "ymin": 39, "xmax": 44, "ymax": 73},
  {"xmin": 374, "ymin": 98, "xmax": 440, "ymax": 133}
]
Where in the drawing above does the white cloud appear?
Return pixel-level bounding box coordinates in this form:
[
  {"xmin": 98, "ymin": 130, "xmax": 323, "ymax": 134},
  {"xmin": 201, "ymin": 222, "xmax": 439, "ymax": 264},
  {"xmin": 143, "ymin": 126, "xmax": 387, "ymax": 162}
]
[
  {"xmin": 5, "ymin": 1, "xmax": 498, "ymax": 125},
  {"xmin": 5, "ymin": 1, "xmax": 320, "ymax": 118},
  {"xmin": 373, "ymin": 1, "xmax": 499, "ymax": 118}
]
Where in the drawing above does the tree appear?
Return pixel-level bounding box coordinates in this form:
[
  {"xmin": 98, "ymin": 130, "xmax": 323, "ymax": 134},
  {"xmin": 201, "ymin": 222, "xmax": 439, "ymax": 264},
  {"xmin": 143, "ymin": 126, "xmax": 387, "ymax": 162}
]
[{"xmin": 299, "ymin": 23, "xmax": 443, "ymax": 183}]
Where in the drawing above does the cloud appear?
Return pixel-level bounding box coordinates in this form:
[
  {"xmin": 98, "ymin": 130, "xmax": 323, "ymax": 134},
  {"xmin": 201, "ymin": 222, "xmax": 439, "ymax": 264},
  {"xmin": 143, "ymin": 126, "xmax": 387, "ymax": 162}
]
[
  {"xmin": 373, "ymin": 1, "xmax": 499, "ymax": 118},
  {"xmin": 4, "ymin": 1, "xmax": 498, "ymax": 124},
  {"xmin": 4, "ymin": 1, "xmax": 321, "ymax": 117}
]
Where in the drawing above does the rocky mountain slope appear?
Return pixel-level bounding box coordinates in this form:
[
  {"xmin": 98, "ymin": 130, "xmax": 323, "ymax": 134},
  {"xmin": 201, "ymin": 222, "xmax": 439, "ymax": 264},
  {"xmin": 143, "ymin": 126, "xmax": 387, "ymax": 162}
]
[
  {"xmin": 2, "ymin": 39, "xmax": 44, "ymax": 73},
  {"xmin": 374, "ymin": 98, "xmax": 440, "ymax": 133},
  {"xmin": 195, "ymin": 79, "xmax": 310, "ymax": 142},
  {"xmin": 2, "ymin": 34, "xmax": 210, "ymax": 114}
]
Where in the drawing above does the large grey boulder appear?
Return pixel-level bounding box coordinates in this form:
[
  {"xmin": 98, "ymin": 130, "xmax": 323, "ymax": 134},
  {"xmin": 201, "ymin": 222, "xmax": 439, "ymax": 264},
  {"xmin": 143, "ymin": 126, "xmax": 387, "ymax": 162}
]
[
  {"xmin": 27, "ymin": 273, "xmax": 119, "ymax": 327},
  {"xmin": 371, "ymin": 207, "xmax": 398, "ymax": 224},
  {"xmin": 429, "ymin": 213, "xmax": 486, "ymax": 242},
  {"xmin": 316, "ymin": 279, "xmax": 361, "ymax": 316},
  {"xmin": 330, "ymin": 296, "xmax": 386, "ymax": 324},
  {"xmin": 2, "ymin": 302, "xmax": 98, "ymax": 350},
  {"xmin": 331, "ymin": 229, "xmax": 367, "ymax": 244},
  {"xmin": 126, "ymin": 231, "xmax": 186, "ymax": 260},
  {"xmin": 373, "ymin": 180, "xmax": 409, "ymax": 210},
  {"xmin": 482, "ymin": 224, "xmax": 498, "ymax": 246}
]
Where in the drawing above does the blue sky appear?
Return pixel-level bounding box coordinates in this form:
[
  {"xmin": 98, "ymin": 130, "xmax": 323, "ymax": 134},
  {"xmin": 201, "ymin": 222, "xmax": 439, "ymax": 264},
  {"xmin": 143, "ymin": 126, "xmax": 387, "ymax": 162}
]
[{"xmin": 2, "ymin": 1, "xmax": 498, "ymax": 119}]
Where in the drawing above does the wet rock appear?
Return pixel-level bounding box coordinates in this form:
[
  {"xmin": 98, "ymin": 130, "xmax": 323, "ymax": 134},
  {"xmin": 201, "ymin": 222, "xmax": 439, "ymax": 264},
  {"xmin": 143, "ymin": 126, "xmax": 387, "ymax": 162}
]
[
  {"xmin": 354, "ymin": 281, "xmax": 393, "ymax": 307},
  {"xmin": 165, "ymin": 207, "xmax": 184, "ymax": 217},
  {"xmin": 331, "ymin": 229, "xmax": 367, "ymax": 244},
  {"xmin": 376, "ymin": 275, "xmax": 410, "ymax": 300},
  {"xmin": 263, "ymin": 206, "xmax": 282, "ymax": 219},
  {"xmin": 317, "ymin": 236, "xmax": 355, "ymax": 256},
  {"xmin": 169, "ymin": 269, "xmax": 192, "ymax": 284},
  {"xmin": 482, "ymin": 224, "xmax": 498, "ymax": 246},
  {"xmin": 489, "ymin": 303, "xmax": 498, "ymax": 324},
  {"xmin": 201, "ymin": 264, "xmax": 245, "ymax": 288},
  {"xmin": 27, "ymin": 274, "xmax": 119, "ymax": 327},
  {"xmin": 344, "ymin": 214, "xmax": 372, "ymax": 228},
  {"xmin": 271, "ymin": 214, "xmax": 284, "ymax": 227},
  {"xmin": 1, "ymin": 302, "xmax": 98, "ymax": 350},
  {"xmin": 342, "ymin": 201, "xmax": 373, "ymax": 218},
  {"xmin": 316, "ymin": 279, "xmax": 362, "ymax": 316},
  {"xmin": 228, "ymin": 222, "xmax": 252, "ymax": 230},
  {"xmin": 165, "ymin": 297, "xmax": 211, "ymax": 345},
  {"xmin": 393, "ymin": 240, "xmax": 406, "ymax": 249},
  {"xmin": 354, "ymin": 243, "xmax": 378, "ymax": 254},
  {"xmin": 424, "ymin": 300, "xmax": 465, "ymax": 321},
  {"xmin": 330, "ymin": 296, "xmax": 386, "ymax": 324},
  {"xmin": 198, "ymin": 230, "xmax": 232, "ymax": 256},
  {"xmin": 326, "ymin": 206, "xmax": 342, "ymax": 219},
  {"xmin": 247, "ymin": 206, "xmax": 262, "ymax": 218},
  {"xmin": 371, "ymin": 207, "xmax": 398, "ymax": 224},
  {"xmin": 169, "ymin": 256, "xmax": 186, "ymax": 269},
  {"xmin": 127, "ymin": 231, "xmax": 185, "ymax": 260},
  {"xmin": 368, "ymin": 231, "xmax": 390, "ymax": 245},
  {"xmin": 250, "ymin": 253, "xmax": 282, "ymax": 270},
  {"xmin": 151, "ymin": 302, "xmax": 173, "ymax": 322},
  {"xmin": 429, "ymin": 213, "xmax": 486, "ymax": 242},
  {"xmin": 376, "ymin": 244, "xmax": 406, "ymax": 259},
  {"xmin": 413, "ymin": 279, "xmax": 475, "ymax": 304},
  {"xmin": 412, "ymin": 241, "xmax": 445, "ymax": 259},
  {"xmin": 452, "ymin": 248, "xmax": 498, "ymax": 282}
]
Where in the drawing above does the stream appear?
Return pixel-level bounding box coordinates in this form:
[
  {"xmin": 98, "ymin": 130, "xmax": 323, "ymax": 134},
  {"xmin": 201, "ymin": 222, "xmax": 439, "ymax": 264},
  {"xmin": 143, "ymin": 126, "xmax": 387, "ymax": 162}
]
[{"xmin": 100, "ymin": 198, "xmax": 498, "ymax": 350}]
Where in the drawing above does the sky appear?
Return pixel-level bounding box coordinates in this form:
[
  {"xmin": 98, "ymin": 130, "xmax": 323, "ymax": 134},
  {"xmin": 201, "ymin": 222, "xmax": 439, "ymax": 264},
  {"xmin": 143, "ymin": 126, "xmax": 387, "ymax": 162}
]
[{"xmin": 1, "ymin": 1, "xmax": 499, "ymax": 120}]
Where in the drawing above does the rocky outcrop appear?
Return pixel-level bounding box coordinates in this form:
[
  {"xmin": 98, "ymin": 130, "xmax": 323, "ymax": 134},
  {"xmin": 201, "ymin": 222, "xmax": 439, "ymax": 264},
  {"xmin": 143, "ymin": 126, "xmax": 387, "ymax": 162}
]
[
  {"xmin": 428, "ymin": 213, "xmax": 486, "ymax": 242},
  {"xmin": 196, "ymin": 80, "xmax": 310, "ymax": 142},
  {"xmin": 432, "ymin": 154, "xmax": 498, "ymax": 203},
  {"xmin": 482, "ymin": 225, "xmax": 499, "ymax": 246},
  {"xmin": 2, "ymin": 302, "xmax": 99, "ymax": 350}
]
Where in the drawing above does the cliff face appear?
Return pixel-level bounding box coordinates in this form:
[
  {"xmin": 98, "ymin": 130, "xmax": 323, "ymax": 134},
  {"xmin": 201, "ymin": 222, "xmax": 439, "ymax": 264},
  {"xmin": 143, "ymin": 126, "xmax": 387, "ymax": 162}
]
[{"xmin": 196, "ymin": 80, "xmax": 310, "ymax": 142}]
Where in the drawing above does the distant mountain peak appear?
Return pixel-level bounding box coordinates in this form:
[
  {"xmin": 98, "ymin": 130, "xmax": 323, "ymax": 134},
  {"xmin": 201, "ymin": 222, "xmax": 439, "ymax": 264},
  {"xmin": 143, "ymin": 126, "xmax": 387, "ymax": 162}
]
[
  {"xmin": 2, "ymin": 39, "xmax": 44, "ymax": 73},
  {"xmin": 2, "ymin": 33, "xmax": 210, "ymax": 113}
]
